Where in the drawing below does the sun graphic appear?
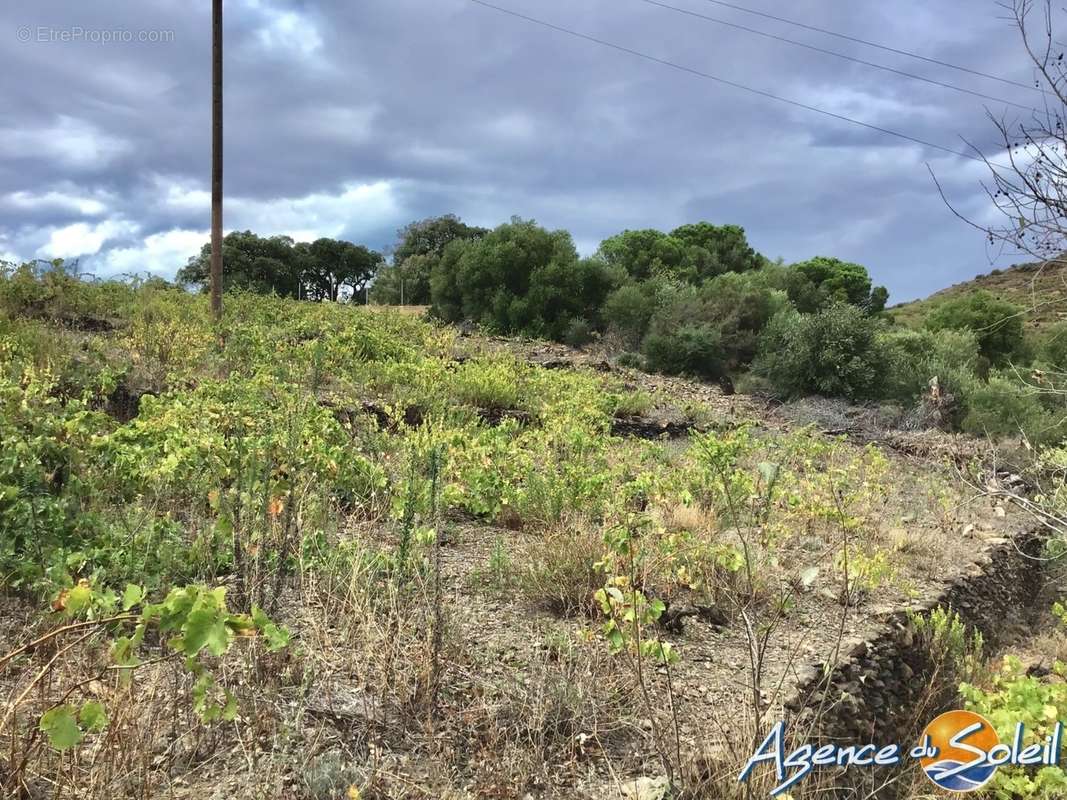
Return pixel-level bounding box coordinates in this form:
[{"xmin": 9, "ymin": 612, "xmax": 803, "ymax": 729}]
[{"xmin": 920, "ymin": 710, "xmax": 1000, "ymax": 793}]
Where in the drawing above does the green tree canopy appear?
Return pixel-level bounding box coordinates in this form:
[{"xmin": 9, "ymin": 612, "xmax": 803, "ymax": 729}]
[
  {"xmin": 787, "ymin": 256, "xmax": 888, "ymax": 314},
  {"xmin": 430, "ymin": 218, "xmax": 603, "ymax": 335},
  {"xmin": 370, "ymin": 253, "xmax": 435, "ymax": 305},
  {"xmin": 177, "ymin": 231, "xmax": 301, "ymax": 297},
  {"xmin": 296, "ymin": 238, "xmax": 383, "ymax": 302},
  {"xmin": 597, "ymin": 222, "xmax": 766, "ymax": 283},
  {"xmin": 375, "ymin": 215, "xmax": 489, "ymax": 306},
  {"xmin": 177, "ymin": 231, "xmax": 382, "ymax": 303},
  {"xmin": 669, "ymin": 222, "xmax": 766, "ymax": 279},
  {"xmin": 393, "ymin": 214, "xmax": 488, "ymax": 265},
  {"xmin": 924, "ymin": 289, "xmax": 1025, "ymax": 366},
  {"xmin": 597, "ymin": 229, "xmax": 688, "ymax": 281}
]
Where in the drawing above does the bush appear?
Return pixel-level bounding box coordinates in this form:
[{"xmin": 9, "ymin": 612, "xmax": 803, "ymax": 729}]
[
  {"xmin": 562, "ymin": 318, "xmax": 594, "ymax": 348},
  {"xmin": 880, "ymin": 327, "xmax": 981, "ymax": 403},
  {"xmin": 429, "ymin": 219, "xmax": 613, "ymax": 341},
  {"xmin": 642, "ymin": 324, "xmax": 724, "ymax": 379},
  {"xmin": 1036, "ymin": 322, "xmax": 1067, "ymax": 369},
  {"xmin": 602, "ymin": 282, "xmax": 661, "ymax": 348},
  {"xmin": 925, "ymin": 290, "xmax": 1025, "ymax": 366},
  {"xmin": 752, "ymin": 304, "xmax": 887, "ymax": 401},
  {"xmin": 699, "ymin": 272, "xmax": 788, "ymax": 370},
  {"xmin": 786, "ymin": 256, "xmax": 887, "ymax": 314},
  {"xmin": 960, "ymin": 372, "xmax": 1064, "ymax": 445}
]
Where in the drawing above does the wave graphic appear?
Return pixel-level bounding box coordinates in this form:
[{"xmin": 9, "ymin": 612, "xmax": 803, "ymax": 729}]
[{"xmin": 924, "ymin": 759, "xmax": 997, "ymax": 791}]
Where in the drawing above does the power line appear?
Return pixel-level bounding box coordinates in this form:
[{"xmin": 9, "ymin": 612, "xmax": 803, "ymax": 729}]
[
  {"xmin": 697, "ymin": 0, "xmax": 1040, "ymax": 94},
  {"xmin": 641, "ymin": 0, "xmax": 1036, "ymax": 113},
  {"xmin": 468, "ymin": 0, "xmax": 986, "ymax": 162}
]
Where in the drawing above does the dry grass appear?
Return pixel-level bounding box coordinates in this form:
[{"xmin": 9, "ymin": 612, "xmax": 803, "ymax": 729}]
[{"xmin": 515, "ymin": 523, "xmax": 605, "ymax": 617}]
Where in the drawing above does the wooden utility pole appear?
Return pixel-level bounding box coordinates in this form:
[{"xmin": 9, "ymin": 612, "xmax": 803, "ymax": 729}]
[{"xmin": 210, "ymin": 0, "xmax": 224, "ymax": 323}]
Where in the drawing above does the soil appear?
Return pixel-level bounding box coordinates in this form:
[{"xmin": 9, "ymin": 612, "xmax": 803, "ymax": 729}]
[{"xmin": 0, "ymin": 332, "xmax": 1040, "ymax": 800}]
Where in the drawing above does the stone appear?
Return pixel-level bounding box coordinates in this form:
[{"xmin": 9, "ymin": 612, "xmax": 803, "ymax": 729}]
[{"xmin": 620, "ymin": 776, "xmax": 671, "ymax": 800}]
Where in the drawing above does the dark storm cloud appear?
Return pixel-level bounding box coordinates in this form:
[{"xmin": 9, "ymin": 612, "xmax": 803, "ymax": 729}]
[{"xmin": 0, "ymin": 0, "xmax": 1049, "ymax": 298}]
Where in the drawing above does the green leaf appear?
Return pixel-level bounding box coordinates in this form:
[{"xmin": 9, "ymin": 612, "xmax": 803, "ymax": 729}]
[
  {"xmin": 40, "ymin": 705, "xmax": 83, "ymax": 750},
  {"xmin": 181, "ymin": 590, "xmax": 231, "ymax": 657},
  {"xmin": 78, "ymin": 701, "xmax": 108, "ymax": 732},
  {"xmin": 649, "ymin": 598, "xmax": 666, "ymax": 619},
  {"xmin": 122, "ymin": 584, "xmax": 144, "ymax": 611},
  {"xmin": 251, "ymin": 606, "xmax": 291, "ymax": 652},
  {"xmin": 757, "ymin": 461, "xmax": 780, "ymax": 485},
  {"xmin": 221, "ymin": 691, "xmax": 238, "ymax": 722}
]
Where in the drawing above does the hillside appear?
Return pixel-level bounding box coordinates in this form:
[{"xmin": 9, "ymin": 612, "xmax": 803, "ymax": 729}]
[
  {"xmin": 0, "ymin": 270, "xmax": 1045, "ymax": 800},
  {"xmin": 889, "ymin": 258, "xmax": 1067, "ymax": 329}
]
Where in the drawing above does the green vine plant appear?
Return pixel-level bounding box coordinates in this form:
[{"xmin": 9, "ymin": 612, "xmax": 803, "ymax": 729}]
[
  {"xmin": 0, "ymin": 580, "xmax": 289, "ymax": 753},
  {"xmin": 594, "ymin": 509, "xmax": 683, "ymax": 792}
]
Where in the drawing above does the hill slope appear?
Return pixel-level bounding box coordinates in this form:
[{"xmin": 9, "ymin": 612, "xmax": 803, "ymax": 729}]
[{"xmin": 889, "ymin": 259, "xmax": 1067, "ymax": 329}]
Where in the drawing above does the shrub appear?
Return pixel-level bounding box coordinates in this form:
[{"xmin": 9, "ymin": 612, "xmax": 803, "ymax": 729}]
[
  {"xmin": 562, "ymin": 318, "xmax": 594, "ymax": 348},
  {"xmin": 602, "ymin": 282, "xmax": 661, "ymax": 348},
  {"xmin": 752, "ymin": 304, "xmax": 887, "ymax": 401},
  {"xmin": 960, "ymin": 655, "xmax": 1067, "ymax": 800},
  {"xmin": 636, "ymin": 283, "xmax": 726, "ymax": 379},
  {"xmin": 1036, "ymin": 322, "xmax": 1067, "ymax": 369},
  {"xmin": 642, "ymin": 324, "xmax": 724, "ymax": 379},
  {"xmin": 960, "ymin": 372, "xmax": 1065, "ymax": 445},
  {"xmin": 880, "ymin": 327, "xmax": 981, "ymax": 403},
  {"xmin": 699, "ymin": 272, "xmax": 788, "ymax": 370},
  {"xmin": 429, "ymin": 218, "xmax": 582, "ymax": 334},
  {"xmin": 925, "ymin": 290, "xmax": 1025, "ymax": 366}
]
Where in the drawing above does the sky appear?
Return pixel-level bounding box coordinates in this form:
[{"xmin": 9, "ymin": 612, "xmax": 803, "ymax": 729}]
[{"xmin": 0, "ymin": 0, "xmax": 1053, "ymax": 302}]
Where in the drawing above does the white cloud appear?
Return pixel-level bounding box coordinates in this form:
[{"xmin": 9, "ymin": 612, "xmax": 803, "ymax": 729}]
[
  {"xmin": 153, "ymin": 176, "xmax": 211, "ymax": 214},
  {"xmin": 97, "ymin": 228, "xmax": 208, "ymax": 276},
  {"xmin": 0, "ymin": 116, "xmax": 130, "ymax": 169},
  {"xmin": 254, "ymin": 7, "xmax": 323, "ymax": 57},
  {"xmin": 227, "ymin": 180, "xmax": 402, "ymax": 240},
  {"xmin": 797, "ymin": 86, "xmax": 944, "ymax": 125},
  {"xmin": 488, "ymin": 112, "xmax": 538, "ymax": 143},
  {"xmin": 4, "ymin": 188, "xmax": 111, "ymax": 216},
  {"xmin": 151, "ymin": 176, "xmax": 402, "ymax": 243},
  {"xmin": 37, "ymin": 220, "xmax": 139, "ymax": 259}
]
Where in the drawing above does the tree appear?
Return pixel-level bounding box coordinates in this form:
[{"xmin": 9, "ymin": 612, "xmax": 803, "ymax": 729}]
[
  {"xmin": 178, "ymin": 231, "xmax": 300, "ymax": 296},
  {"xmin": 699, "ymin": 271, "xmax": 788, "ymax": 370},
  {"xmin": 933, "ymin": 1, "xmax": 1067, "ymax": 269},
  {"xmin": 597, "ymin": 229, "xmax": 687, "ymax": 281},
  {"xmin": 924, "ymin": 290, "xmax": 1025, "ymax": 367},
  {"xmin": 597, "ymin": 223, "xmax": 767, "ymax": 284},
  {"xmin": 178, "ymin": 232, "xmax": 381, "ymax": 302},
  {"xmin": 603, "ymin": 281, "xmax": 665, "ymax": 349},
  {"xmin": 374, "ymin": 215, "xmax": 487, "ymax": 306},
  {"xmin": 370, "ymin": 253, "xmax": 435, "ymax": 305},
  {"xmin": 393, "ymin": 214, "xmax": 487, "ymax": 265},
  {"xmin": 297, "ymin": 238, "xmax": 382, "ymax": 302},
  {"xmin": 639, "ymin": 284, "xmax": 726, "ymax": 378},
  {"xmin": 668, "ymin": 222, "xmax": 766, "ymax": 279},
  {"xmin": 787, "ymin": 256, "xmax": 888, "ymax": 313},
  {"xmin": 430, "ymin": 218, "xmax": 581, "ymax": 333},
  {"xmin": 523, "ymin": 257, "xmax": 618, "ymax": 340}
]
